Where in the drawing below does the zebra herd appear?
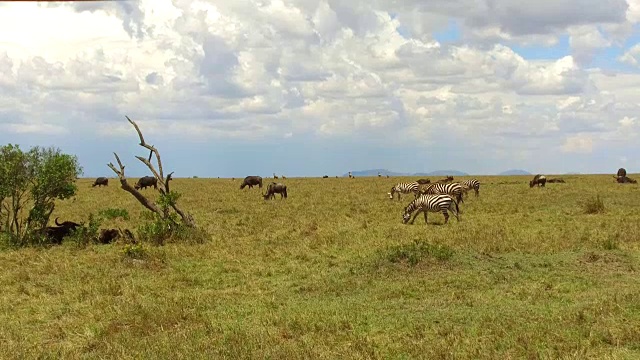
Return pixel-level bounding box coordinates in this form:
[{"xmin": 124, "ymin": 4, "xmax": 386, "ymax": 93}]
[{"xmin": 388, "ymin": 178, "xmax": 481, "ymax": 225}]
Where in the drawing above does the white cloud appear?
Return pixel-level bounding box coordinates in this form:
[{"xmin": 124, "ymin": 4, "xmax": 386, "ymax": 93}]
[
  {"xmin": 0, "ymin": 0, "xmax": 640, "ymax": 174},
  {"xmin": 562, "ymin": 134, "xmax": 594, "ymax": 153}
]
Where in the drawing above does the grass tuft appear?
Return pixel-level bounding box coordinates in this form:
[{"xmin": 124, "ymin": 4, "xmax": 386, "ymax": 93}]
[
  {"xmin": 383, "ymin": 239, "xmax": 454, "ymax": 266},
  {"xmin": 583, "ymin": 195, "xmax": 605, "ymax": 214}
]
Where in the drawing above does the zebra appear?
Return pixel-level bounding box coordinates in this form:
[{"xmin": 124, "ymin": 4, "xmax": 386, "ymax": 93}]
[
  {"xmin": 388, "ymin": 182, "xmax": 420, "ymax": 200},
  {"xmin": 461, "ymin": 179, "xmax": 480, "ymax": 197},
  {"xmin": 419, "ymin": 182, "xmax": 464, "ymax": 204},
  {"xmin": 402, "ymin": 194, "xmax": 460, "ymax": 224}
]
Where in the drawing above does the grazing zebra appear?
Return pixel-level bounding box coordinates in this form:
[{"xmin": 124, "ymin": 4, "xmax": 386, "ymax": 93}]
[
  {"xmin": 419, "ymin": 182, "xmax": 464, "ymax": 204},
  {"xmin": 402, "ymin": 194, "xmax": 460, "ymax": 224},
  {"xmin": 461, "ymin": 179, "xmax": 480, "ymax": 197},
  {"xmin": 388, "ymin": 182, "xmax": 420, "ymax": 200}
]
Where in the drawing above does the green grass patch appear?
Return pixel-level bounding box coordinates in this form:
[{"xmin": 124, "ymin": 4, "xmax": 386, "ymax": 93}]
[{"xmin": 1, "ymin": 174, "xmax": 639, "ymax": 358}]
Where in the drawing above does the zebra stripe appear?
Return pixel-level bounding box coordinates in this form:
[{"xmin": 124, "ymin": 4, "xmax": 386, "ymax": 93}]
[
  {"xmin": 388, "ymin": 182, "xmax": 419, "ymax": 200},
  {"xmin": 419, "ymin": 182, "xmax": 464, "ymax": 204},
  {"xmin": 402, "ymin": 194, "xmax": 460, "ymax": 224},
  {"xmin": 461, "ymin": 179, "xmax": 480, "ymax": 197}
]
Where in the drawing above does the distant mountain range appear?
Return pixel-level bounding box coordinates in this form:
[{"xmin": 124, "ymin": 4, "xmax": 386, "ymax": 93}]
[
  {"xmin": 343, "ymin": 168, "xmax": 543, "ymax": 177},
  {"xmin": 498, "ymin": 169, "xmax": 532, "ymax": 176},
  {"xmin": 344, "ymin": 169, "xmax": 469, "ymax": 177}
]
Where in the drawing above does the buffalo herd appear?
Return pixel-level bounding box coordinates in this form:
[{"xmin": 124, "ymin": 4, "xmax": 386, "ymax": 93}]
[{"xmin": 42, "ymin": 168, "xmax": 636, "ymax": 244}]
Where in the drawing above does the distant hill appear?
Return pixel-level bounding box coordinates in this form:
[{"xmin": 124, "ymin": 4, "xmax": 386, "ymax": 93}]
[
  {"xmin": 414, "ymin": 170, "xmax": 469, "ymax": 176},
  {"xmin": 344, "ymin": 169, "xmax": 469, "ymax": 177},
  {"xmin": 498, "ymin": 169, "xmax": 531, "ymax": 176},
  {"xmin": 345, "ymin": 169, "xmax": 404, "ymax": 177}
]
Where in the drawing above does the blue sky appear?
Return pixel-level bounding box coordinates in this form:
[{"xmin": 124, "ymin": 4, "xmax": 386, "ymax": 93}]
[{"xmin": 2, "ymin": 0, "xmax": 640, "ymax": 177}]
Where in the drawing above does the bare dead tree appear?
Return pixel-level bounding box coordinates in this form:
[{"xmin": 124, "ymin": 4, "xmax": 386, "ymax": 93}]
[{"xmin": 107, "ymin": 116, "xmax": 196, "ymax": 227}]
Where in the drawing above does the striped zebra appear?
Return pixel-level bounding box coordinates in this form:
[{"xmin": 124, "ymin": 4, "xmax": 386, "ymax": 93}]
[
  {"xmin": 402, "ymin": 194, "xmax": 460, "ymax": 224},
  {"xmin": 419, "ymin": 182, "xmax": 464, "ymax": 204},
  {"xmin": 461, "ymin": 179, "xmax": 480, "ymax": 197},
  {"xmin": 388, "ymin": 182, "xmax": 420, "ymax": 200}
]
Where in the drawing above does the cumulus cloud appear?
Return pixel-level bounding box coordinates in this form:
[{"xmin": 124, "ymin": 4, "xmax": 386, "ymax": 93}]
[
  {"xmin": 562, "ymin": 133, "xmax": 594, "ymax": 153},
  {"xmin": 1, "ymin": 0, "xmax": 640, "ymax": 174}
]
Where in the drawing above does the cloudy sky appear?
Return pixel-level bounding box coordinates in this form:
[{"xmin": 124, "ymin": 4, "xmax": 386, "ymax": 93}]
[{"xmin": 1, "ymin": 0, "xmax": 640, "ymax": 177}]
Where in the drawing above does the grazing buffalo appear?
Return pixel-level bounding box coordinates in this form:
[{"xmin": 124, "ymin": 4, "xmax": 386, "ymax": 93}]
[
  {"xmin": 240, "ymin": 176, "xmax": 263, "ymax": 189},
  {"xmin": 617, "ymin": 168, "xmax": 627, "ymax": 178},
  {"xmin": 529, "ymin": 174, "xmax": 547, "ymax": 188},
  {"xmin": 323, "ymin": 175, "xmax": 329, "ymax": 178},
  {"xmin": 416, "ymin": 178, "xmax": 431, "ymax": 185},
  {"xmin": 263, "ymin": 182, "xmax": 288, "ymax": 200},
  {"xmin": 616, "ymin": 176, "xmax": 637, "ymax": 184},
  {"xmin": 134, "ymin": 176, "xmax": 158, "ymax": 190},
  {"xmin": 98, "ymin": 229, "xmax": 120, "ymax": 244},
  {"xmin": 435, "ymin": 176, "xmax": 454, "ymax": 183},
  {"xmin": 92, "ymin": 177, "xmax": 109, "ymax": 187},
  {"xmin": 547, "ymin": 178, "xmax": 566, "ymax": 183},
  {"xmin": 41, "ymin": 218, "xmax": 82, "ymax": 244}
]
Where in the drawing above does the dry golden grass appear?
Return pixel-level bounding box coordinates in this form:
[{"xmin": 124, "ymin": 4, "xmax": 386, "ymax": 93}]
[{"xmin": 1, "ymin": 174, "xmax": 639, "ymax": 359}]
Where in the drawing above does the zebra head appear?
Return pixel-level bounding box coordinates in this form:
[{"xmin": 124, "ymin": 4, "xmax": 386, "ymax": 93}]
[
  {"xmin": 402, "ymin": 210, "xmax": 412, "ymax": 224},
  {"xmin": 388, "ymin": 187, "xmax": 395, "ymax": 199}
]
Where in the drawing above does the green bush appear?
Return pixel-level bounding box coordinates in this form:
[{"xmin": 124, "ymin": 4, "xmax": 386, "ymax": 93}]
[{"xmin": 0, "ymin": 144, "xmax": 82, "ymax": 246}]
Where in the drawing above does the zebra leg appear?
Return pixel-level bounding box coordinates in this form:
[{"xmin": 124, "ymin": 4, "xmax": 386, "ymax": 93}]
[
  {"xmin": 410, "ymin": 209, "xmax": 422, "ymax": 224},
  {"xmin": 449, "ymin": 202, "xmax": 460, "ymax": 221},
  {"xmin": 442, "ymin": 210, "xmax": 449, "ymax": 224},
  {"xmin": 423, "ymin": 209, "xmax": 428, "ymax": 224}
]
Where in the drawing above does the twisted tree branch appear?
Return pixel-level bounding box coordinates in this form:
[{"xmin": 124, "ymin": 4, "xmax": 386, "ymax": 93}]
[{"xmin": 107, "ymin": 117, "xmax": 196, "ymax": 228}]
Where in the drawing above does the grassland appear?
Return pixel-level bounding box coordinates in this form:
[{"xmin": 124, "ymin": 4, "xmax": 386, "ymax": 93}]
[{"xmin": 1, "ymin": 174, "xmax": 639, "ymax": 359}]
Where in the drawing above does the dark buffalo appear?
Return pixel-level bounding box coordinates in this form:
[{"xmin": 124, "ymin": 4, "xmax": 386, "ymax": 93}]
[
  {"xmin": 616, "ymin": 176, "xmax": 637, "ymax": 184},
  {"xmin": 617, "ymin": 168, "xmax": 627, "ymax": 178},
  {"xmin": 322, "ymin": 175, "xmax": 329, "ymax": 178},
  {"xmin": 134, "ymin": 176, "xmax": 158, "ymax": 190},
  {"xmin": 92, "ymin": 177, "xmax": 109, "ymax": 187},
  {"xmin": 98, "ymin": 229, "xmax": 120, "ymax": 244},
  {"xmin": 435, "ymin": 176, "xmax": 454, "ymax": 183},
  {"xmin": 529, "ymin": 174, "xmax": 547, "ymax": 188},
  {"xmin": 240, "ymin": 176, "xmax": 263, "ymax": 189},
  {"xmin": 416, "ymin": 178, "xmax": 431, "ymax": 184},
  {"xmin": 41, "ymin": 218, "xmax": 82, "ymax": 244},
  {"xmin": 263, "ymin": 182, "xmax": 288, "ymax": 200}
]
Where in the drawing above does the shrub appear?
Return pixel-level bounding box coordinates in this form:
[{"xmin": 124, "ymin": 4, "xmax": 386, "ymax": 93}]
[
  {"xmin": 98, "ymin": 208, "xmax": 130, "ymax": 221},
  {"xmin": 0, "ymin": 144, "xmax": 82, "ymax": 246},
  {"xmin": 137, "ymin": 212, "xmax": 208, "ymax": 246}
]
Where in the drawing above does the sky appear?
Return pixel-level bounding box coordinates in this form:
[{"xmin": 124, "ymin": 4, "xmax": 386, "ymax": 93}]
[{"xmin": 1, "ymin": 0, "xmax": 640, "ymax": 177}]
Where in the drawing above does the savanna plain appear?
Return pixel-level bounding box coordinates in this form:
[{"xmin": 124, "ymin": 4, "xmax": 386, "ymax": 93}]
[{"xmin": 1, "ymin": 174, "xmax": 639, "ymax": 359}]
